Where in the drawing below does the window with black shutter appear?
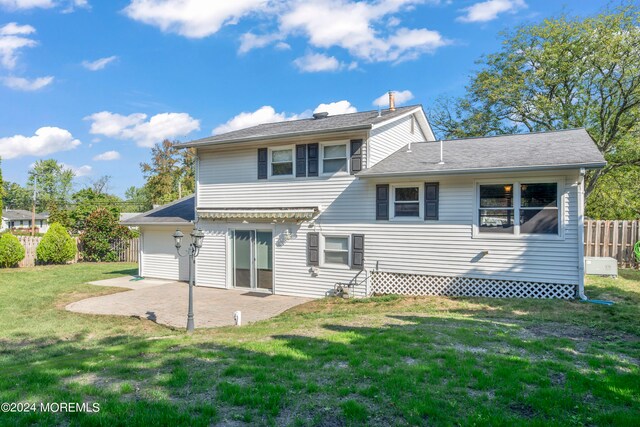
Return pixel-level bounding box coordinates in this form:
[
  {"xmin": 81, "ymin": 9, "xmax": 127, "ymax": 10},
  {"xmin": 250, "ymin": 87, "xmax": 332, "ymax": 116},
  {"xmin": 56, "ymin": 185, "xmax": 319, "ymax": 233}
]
[
  {"xmin": 307, "ymin": 232, "xmax": 319, "ymax": 266},
  {"xmin": 351, "ymin": 234, "xmax": 365, "ymax": 269},
  {"xmin": 424, "ymin": 182, "xmax": 439, "ymax": 220},
  {"xmin": 307, "ymin": 143, "xmax": 319, "ymax": 177},
  {"xmin": 257, "ymin": 148, "xmax": 268, "ymax": 179},
  {"xmin": 296, "ymin": 144, "xmax": 307, "ymax": 177},
  {"xmin": 350, "ymin": 139, "xmax": 363, "ymax": 175},
  {"xmin": 376, "ymin": 184, "xmax": 389, "ymax": 220}
]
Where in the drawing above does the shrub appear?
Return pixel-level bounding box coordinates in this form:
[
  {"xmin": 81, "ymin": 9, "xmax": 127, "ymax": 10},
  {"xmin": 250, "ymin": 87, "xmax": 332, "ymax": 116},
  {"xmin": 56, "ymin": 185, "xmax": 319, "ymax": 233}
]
[
  {"xmin": 0, "ymin": 233, "xmax": 25, "ymax": 268},
  {"xmin": 79, "ymin": 208, "xmax": 132, "ymax": 262},
  {"xmin": 36, "ymin": 223, "xmax": 77, "ymax": 264}
]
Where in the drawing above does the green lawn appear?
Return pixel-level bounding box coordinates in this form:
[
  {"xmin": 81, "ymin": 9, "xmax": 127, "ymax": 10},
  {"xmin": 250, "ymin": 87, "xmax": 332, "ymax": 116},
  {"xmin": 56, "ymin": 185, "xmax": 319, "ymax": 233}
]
[{"xmin": 0, "ymin": 263, "xmax": 638, "ymax": 426}]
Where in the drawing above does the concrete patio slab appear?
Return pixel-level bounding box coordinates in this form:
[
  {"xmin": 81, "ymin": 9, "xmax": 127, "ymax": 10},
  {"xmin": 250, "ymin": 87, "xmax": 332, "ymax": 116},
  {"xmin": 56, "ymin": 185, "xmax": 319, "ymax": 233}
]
[{"xmin": 66, "ymin": 281, "xmax": 312, "ymax": 329}]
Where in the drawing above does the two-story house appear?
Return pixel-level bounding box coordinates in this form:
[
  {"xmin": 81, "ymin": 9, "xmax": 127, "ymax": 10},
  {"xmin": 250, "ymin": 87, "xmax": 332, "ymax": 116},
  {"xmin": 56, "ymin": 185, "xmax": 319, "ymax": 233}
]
[{"xmin": 123, "ymin": 102, "xmax": 606, "ymax": 299}]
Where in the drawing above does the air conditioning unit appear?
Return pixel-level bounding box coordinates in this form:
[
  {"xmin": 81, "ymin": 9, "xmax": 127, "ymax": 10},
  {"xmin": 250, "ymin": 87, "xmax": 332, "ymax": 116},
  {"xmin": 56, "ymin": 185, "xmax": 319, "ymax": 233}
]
[{"xmin": 584, "ymin": 257, "xmax": 618, "ymax": 277}]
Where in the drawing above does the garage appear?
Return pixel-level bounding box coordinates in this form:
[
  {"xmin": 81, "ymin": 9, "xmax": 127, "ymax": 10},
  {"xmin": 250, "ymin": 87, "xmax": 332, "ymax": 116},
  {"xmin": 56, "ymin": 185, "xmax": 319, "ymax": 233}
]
[{"xmin": 121, "ymin": 196, "xmax": 195, "ymax": 282}]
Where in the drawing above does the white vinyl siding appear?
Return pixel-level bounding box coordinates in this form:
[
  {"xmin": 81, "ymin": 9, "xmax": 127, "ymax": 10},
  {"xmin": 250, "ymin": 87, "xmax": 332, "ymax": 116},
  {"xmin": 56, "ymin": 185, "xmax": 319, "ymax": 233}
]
[
  {"xmin": 140, "ymin": 225, "xmax": 192, "ymax": 281},
  {"xmin": 196, "ymin": 141, "xmax": 581, "ymax": 298},
  {"xmin": 369, "ymin": 114, "xmax": 427, "ymax": 167}
]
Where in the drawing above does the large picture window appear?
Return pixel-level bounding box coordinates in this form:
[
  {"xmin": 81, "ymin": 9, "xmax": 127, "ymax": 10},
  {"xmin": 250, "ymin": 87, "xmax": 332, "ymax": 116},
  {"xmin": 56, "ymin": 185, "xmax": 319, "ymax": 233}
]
[
  {"xmin": 322, "ymin": 143, "xmax": 348, "ymax": 174},
  {"xmin": 477, "ymin": 181, "xmax": 559, "ymax": 236},
  {"xmin": 270, "ymin": 148, "xmax": 293, "ymax": 176}
]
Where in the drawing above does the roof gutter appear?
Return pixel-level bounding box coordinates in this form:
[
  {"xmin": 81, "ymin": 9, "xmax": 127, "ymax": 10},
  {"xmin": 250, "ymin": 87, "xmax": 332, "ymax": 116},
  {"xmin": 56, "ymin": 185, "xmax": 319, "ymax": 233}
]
[
  {"xmin": 176, "ymin": 124, "xmax": 373, "ymax": 149},
  {"xmin": 357, "ymin": 162, "xmax": 607, "ymax": 178}
]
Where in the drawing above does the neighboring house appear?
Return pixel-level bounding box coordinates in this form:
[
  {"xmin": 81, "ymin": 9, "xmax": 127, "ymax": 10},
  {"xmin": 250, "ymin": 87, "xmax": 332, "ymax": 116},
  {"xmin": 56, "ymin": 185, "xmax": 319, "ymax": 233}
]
[
  {"xmin": 1, "ymin": 210, "xmax": 49, "ymax": 233},
  {"xmin": 123, "ymin": 103, "xmax": 606, "ymax": 299}
]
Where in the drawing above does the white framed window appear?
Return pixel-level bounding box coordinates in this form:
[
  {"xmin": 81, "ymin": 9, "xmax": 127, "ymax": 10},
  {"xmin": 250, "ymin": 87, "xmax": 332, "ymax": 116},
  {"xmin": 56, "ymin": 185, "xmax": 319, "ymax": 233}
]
[
  {"xmin": 474, "ymin": 178, "xmax": 562, "ymax": 239},
  {"xmin": 322, "ymin": 235, "xmax": 350, "ymax": 267},
  {"xmin": 269, "ymin": 147, "xmax": 294, "ymax": 177},
  {"xmin": 391, "ymin": 184, "xmax": 423, "ymax": 219},
  {"xmin": 321, "ymin": 142, "xmax": 348, "ymax": 175}
]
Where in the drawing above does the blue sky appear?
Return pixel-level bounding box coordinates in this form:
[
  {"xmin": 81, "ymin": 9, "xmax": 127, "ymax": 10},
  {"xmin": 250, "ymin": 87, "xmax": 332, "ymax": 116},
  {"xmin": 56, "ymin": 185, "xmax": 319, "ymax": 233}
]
[{"xmin": 0, "ymin": 0, "xmax": 606, "ymax": 197}]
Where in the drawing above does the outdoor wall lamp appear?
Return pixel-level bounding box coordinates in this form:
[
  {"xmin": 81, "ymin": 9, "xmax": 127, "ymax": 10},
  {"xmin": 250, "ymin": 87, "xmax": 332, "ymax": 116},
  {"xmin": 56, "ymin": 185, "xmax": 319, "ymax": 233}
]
[{"xmin": 173, "ymin": 228, "xmax": 205, "ymax": 333}]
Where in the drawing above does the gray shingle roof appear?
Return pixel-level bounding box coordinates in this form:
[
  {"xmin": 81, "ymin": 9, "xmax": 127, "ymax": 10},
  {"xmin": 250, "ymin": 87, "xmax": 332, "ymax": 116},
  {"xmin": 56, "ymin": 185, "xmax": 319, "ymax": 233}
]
[
  {"xmin": 178, "ymin": 105, "xmax": 422, "ymax": 148},
  {"xmin": 120, "ymin": 195, "xmax": 195, "ymax": 225},
  {"xmin": 358, "ymin": 128, "xmax": 606, "ymax": 177},
  {"xmin": 2, "ymin": 209, "xmax": 48, "ymax": 220}
]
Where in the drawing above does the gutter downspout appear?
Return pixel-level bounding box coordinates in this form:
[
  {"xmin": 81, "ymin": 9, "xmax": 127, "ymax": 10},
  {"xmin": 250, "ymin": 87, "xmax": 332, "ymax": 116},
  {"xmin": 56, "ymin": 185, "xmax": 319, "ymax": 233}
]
[{"xmin": 577, "ymin": 168, "xmax": 587, "ymax": 300}]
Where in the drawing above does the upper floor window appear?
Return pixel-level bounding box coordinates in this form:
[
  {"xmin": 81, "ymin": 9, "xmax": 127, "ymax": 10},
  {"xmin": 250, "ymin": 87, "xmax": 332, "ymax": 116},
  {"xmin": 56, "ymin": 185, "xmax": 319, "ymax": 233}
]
[
  {"xmin": 322, "ymin": 143, "xmax": 348, "ymax": 174},
  {"xmin": 392, "ymin": 185, "xmax": 421, "ymax": 218},
  {"xmin": 270, "ymin": 148, "xmax": 294, "ymax": 177},
  {"xmin": 477, "ymin": 181, "xmax": 559, "ymax": 236}
]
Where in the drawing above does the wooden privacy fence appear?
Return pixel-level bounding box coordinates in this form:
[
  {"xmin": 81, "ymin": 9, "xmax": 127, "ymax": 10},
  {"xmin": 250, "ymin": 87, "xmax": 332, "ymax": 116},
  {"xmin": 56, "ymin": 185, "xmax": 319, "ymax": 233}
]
[
  {"xmin": 16, "ymin": 236, "xmax": 138, "ymax": 267},
  {"xmin": 584, "ymin": 220, "xmax": 640, "ymax": 267}
]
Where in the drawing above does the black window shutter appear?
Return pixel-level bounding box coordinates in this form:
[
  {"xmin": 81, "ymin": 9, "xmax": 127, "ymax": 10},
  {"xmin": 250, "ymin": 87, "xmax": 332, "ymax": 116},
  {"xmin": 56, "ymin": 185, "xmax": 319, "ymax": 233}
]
[
  {"xmin": 307, "ymin": 143, "xmax": 319, "ymax": 177},
  {"xmin": 296, "ymin": 144, "xmax": 307, "ymax": 177},
  {"xmin": 376, "ymin": 184, "xmax": 389, "ymax": 220},
  {"xmin": 307, "ymin": 232, "xmax": 319, "ymax": 266},
  {"xmin": 424, "ymin": 182, "xmax": 439, "ymax": 220},
  {"xmin": 350, "ymin": 139, "xmax": 363, "ymax": 175},
  {"xmin": 351, "ymin": 234, "xmax": 365, "ymax": 270},
  {"xmin": 257, "ymin": 148, "xmax": 268, "ymax": 179}
]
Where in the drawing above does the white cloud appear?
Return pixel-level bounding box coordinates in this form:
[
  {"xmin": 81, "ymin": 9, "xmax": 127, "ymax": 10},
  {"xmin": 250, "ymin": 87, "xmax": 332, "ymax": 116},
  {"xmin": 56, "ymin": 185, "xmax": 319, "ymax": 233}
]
[
  {"xmin": 212, "ymin": 106, "xmax": 307, "ymax": 135},
  {"xmin": 123, "ymin": 0, "xmax": 269, "ymax": 39},
  {"xmin": 123, "ymin": 0, "xmax": 449, "ymax": 64},
  {"xmin": 0, "ymin": 127, "xmax": 81, "ymax": 159},
  {"xmin": 61, "ymin": 162, "xmax": 92, "ymax": 177},
  {"xmin": 85, "ymin": 111, "xmax": 201, "ymax": 147},
  {"xmin": 2, "ymin": 75, "xmax": 53, "ymax": 91},
  {"xmin": 457, "ymin": 0, "xmax": 527, "ymax": 23},
  {"xmin": 293, "ymin": 52, "xmax": 341, "ymax": 72},
  {"xmin": 92, "ymin": 150, "xmax": 121, "ymax": 161},
  {"xmin": 212, "ymin": 100, "xmax": 358, "ymax": 135},
  {"xmin": 0, "ymin": 23, "xmax": 38, "ymax": 69},
  {"xmin": 279, "ymin": 0, "xmax": 448, "ymax": 63},
  {"xmin": 372, "ymin": 89, "xmax": 414, "ymax": 107},
  {"xmin": 82, "ymin": 55, "xmax": 117, "ymax": 71},
  {"xmin": 314, "ymin": 100, "xmax": 356, "ymax": 115},
  {"xmin": 0, "ymin": 0, "xmax": 54, "ymax": 9}
]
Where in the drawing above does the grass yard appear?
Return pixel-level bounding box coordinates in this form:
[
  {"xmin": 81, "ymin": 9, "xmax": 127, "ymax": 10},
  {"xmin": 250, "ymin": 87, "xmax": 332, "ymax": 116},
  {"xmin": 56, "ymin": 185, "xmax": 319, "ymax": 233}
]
[{"xmin": 0, "ymin": 263, "xmax": 639, "ymax": 426}]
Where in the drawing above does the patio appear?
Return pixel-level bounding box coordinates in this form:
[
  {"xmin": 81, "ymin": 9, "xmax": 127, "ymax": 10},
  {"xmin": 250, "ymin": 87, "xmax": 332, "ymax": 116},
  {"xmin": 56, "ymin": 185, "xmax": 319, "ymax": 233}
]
[{"xmin": 66, "ymin": 276, "xmax": 311, "ymax": 328}]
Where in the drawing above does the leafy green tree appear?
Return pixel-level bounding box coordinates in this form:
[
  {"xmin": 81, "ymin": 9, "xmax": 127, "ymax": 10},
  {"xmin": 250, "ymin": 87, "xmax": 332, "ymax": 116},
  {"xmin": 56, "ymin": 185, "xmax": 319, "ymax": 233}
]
[
  {"xmin": 0, "ymin": 233, "xmax": 25, "ymax": 268},
  {"xmin": 28, "ymin": 159, "xmax": 75, "ymax": 212},
  {"xmin": 69, "ymin": 188, "xmax": 122, "ymax": 233},
  {"xmin": 124, "ymin": 185, "xmax": 152, "ymax": 212},
  {"xmin": 429, "ymin": 4, "xmax": 640, "ymax": 212},
  {"xmin": 0, "ymin": 158, "xmax": 4, "ymax": 213},
  {"xmin": 36, "ymin": 223, "xmax": 77, "ymax": 264},
  {"xmin": 140, "ymin": 139, "xmax": 195, "ymax": 205},
  {"xmin": 79, "ymin": 208, "xmax": 132, "ymax": 262},
  {"xmin": 2, "ymin": 181, "xmax": 31, "ymax": 211}
]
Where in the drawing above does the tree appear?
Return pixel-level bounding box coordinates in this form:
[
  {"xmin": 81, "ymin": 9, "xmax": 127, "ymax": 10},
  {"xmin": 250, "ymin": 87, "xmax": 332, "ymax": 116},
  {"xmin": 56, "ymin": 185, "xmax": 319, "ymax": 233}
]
[
  {"xmin": 36, "ymin": 223, "xmax": 77, "ymax": 264},
  {"xmin": 140, "ymin": 139, "xmax": 195, "ymax": 205},
  {"xmin": 0, "ymin": 158, "xmax": 4, "ymax": 213},
  {"xmin": 68, "ymin": 188, "xmax": 122, "ymax": 233},
  {"xmin": 429, "ymin": 4, "xmax": 640, "ymax": 208},
  {"xmin": 79, "ymin": 208, "xmax": 132, "ymax": 262},
  {"xmin": 124, "ymin": 185, "xmax": 152, "ymax": 212},
  {"xmin": 89, "ymin": 175, "xmax": 112, "ymax": 195},
  {"xmin": 28, "ymin": 159, "xmax": 75, "ymax": 212},
  {"xmin": 2, "ymin": 181, "xmax": 31, "ymax": 210}
]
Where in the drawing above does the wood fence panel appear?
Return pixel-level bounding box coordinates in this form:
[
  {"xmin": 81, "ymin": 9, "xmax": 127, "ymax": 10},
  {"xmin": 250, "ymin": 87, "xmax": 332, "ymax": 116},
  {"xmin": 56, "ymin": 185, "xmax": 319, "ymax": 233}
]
[
  {"xmin": 584, "ymin": 220, "xmax": 640, "ymax": 268},
  {"xmin": 14, "ymin": 236, "xmax": 138, "ymax": 267}
]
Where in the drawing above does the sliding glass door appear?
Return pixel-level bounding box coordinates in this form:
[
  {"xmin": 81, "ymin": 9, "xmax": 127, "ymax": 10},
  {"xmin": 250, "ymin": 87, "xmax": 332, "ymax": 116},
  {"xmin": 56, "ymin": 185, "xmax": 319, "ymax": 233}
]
[{"xmin": 232, "ymin": 230, "xmax": 273, "ymax": 292}]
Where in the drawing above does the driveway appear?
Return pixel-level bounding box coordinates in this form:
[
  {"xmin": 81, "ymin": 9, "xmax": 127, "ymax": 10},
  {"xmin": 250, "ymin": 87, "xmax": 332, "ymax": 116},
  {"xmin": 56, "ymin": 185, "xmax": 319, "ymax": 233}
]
[{"xmin": 66, "ymin": 276, "xmax": 311, "ymax": 329}]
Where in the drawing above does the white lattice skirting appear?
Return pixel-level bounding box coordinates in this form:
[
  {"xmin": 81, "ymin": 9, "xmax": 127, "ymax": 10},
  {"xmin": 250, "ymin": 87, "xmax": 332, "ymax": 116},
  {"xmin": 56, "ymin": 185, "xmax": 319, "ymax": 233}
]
[{"xmin": 370, "ymin": 271, "xmax": 577, "ymax": 299}]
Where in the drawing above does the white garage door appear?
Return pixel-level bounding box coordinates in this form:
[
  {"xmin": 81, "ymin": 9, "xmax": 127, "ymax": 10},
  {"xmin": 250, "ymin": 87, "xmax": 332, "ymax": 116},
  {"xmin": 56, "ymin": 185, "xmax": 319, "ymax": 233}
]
[{"xmin": 141, "ymin": 226, "xmax": 193, "ymax": 281}]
